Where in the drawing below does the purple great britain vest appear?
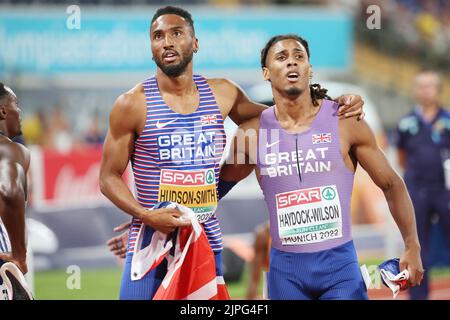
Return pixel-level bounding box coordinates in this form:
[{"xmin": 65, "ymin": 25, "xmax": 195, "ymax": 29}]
[{"xmin": 257, "ymin": 100, "xmax": 354, "ymax": 253}]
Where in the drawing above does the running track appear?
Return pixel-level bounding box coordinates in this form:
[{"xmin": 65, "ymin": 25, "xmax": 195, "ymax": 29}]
[{"xmin": 369, "ymin": 278, "xmax": 450, "ymax": 300}]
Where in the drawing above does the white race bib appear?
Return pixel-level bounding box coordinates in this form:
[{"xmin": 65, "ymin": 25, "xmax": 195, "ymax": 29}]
[
  {"xmin": 158, "ymin": 169, "xmax": 217, "ymax": 223},
  {"xmin": 275, "ymin": 185, "xmax": 343, "ymax": 245}
]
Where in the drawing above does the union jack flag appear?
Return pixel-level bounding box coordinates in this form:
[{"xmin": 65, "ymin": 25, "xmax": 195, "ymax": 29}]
[
  {"xmin": 312, "ymin": 133, "xmax": 332, "ymax": 144},
  {"xmin": 200, "ymin": 115, "xmax": 217, "ymax": 125},
  {"xmin": 131, "ymin": 202, "xmax": 230, "ymax": 300}
]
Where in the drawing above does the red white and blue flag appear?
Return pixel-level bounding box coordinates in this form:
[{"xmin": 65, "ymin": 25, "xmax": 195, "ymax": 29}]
[
  {"xmin": 200, "ymin": 115, "xmax": 217, "ymax": 125},
  {"xmin": 312, "ymin": 133, "xmax": 332, "ymax": 144},
  {"xmin": 131, "ymin": 203, "xmax": 229, "ymax": 300}
]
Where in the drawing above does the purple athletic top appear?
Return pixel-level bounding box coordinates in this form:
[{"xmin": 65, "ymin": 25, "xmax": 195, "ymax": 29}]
[{"xmin": 257, "ymin": 100, "xmax": 354, "ymax": 253}]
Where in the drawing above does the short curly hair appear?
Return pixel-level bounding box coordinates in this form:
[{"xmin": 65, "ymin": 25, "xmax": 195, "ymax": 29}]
[{"xmin": 151, "ymin": 6, "xmax": 195, "ymax": 35}]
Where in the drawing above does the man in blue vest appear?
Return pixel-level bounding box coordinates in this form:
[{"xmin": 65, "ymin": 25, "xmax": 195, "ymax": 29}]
[{"xmin": 396, "ymin": 69, "xmax": 450, "ymax": 300}]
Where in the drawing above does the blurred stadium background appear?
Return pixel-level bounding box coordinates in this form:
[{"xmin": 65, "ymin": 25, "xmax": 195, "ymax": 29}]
[{"xmin": 1, "ymin": 0, "xmax": 450, "ymax": 299}]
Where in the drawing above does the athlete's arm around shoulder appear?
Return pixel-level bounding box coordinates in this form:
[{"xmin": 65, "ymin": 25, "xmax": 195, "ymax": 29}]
[
  {"xmin": 208, "ymin": 78, "xmax": 366, "ymax": 125},
  {"xmin": 220, "ymin": 116, "xmax": 260, "ymax": 183},
  {"xmin": 340, "ymin": 118, "xmax": 423, "ymax": 287},
  {"xmin": 0, "ymin": 140, "xmax": 29, "ymax": 274},
  {"xmin": 208, "ymin": 78, "xmax": 267, "ymax": 125},
  {"xmin": 99, "ymin": 85, "xmax": 190, "ymax": 234}
]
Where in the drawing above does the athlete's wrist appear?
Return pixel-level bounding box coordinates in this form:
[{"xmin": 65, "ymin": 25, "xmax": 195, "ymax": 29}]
[
  {"xmin": 404, "ymin": 238, "xmax": 421, "ymax": 251},
  {"xmin": 138, "ymin": 208, "xmax": 157, "ymax": 228},
  {"xmin": 11, "ymin": 249, "xmax": 27, "ymax": 262}
]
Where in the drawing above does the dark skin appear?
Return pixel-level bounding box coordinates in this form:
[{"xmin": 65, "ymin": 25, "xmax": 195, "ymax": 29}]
[
  {"xmin": 0, "ymin": 88, "xmax": 29, "ymax": 274},
  {"xmin": 221, "ymin": 39, "xmax": 423, "ymax": 289},
  {"xmin": 246, "ymin": 222, "xmax": 270, "ymax": 300},
  {"xmin": 101, "ymin": 14, "xmax": 365, "ymax": 252}
]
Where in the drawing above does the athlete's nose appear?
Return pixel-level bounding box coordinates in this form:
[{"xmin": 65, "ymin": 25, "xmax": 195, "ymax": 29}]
[
  {"xmin": 287, "ymin": 60, "xmax": 298, "ymax": 68},
  {"xmin": 163, "ymin": 33, "xmax": 175, "ymax": 47}
]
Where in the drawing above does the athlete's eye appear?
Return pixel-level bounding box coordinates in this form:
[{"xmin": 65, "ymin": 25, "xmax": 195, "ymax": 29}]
[
  {"xmin": 174, "ymin": 30, "xmax": 182, "ymax": 37},
  {"xmin": 154, "ymin": 33, "xmax": 162, "ymax": 40},
  {"xmin": 277, "ymin": 55, "xmax": 286, "ymax": 61},
  {"xmin": 296, "ymin": 54, "xmax": 304, "ymax": 60}
]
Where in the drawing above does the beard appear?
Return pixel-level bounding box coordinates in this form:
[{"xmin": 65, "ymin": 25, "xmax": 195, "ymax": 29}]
[
  {"xmin": 285, "ymin": 86, "xmax": 303, "ymax": 97},
  {"xmin": 154, "ymin": 50, "xmax": 194, "ymax": 77}
]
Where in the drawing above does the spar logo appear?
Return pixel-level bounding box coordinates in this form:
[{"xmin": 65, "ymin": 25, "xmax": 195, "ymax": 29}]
[
  {"xmin": 322, "ymin": 187, "xmax": 336, "ymax": 200},
  {"xmin": 205, "ymin": 169, "xmax": 215, "ymax": 184},
  {"xmin": 276, "ymin": 187, "xmax": 322, "ymax": 209},
  {"xmin": 160, "ymin": 169, "xmax": 215, "ymax": 186}
]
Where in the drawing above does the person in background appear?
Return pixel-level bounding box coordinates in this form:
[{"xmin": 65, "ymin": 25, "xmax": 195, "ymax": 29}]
[{"xmin": 396, "ymin": 69, "xmax": 450, "ymax": 300}]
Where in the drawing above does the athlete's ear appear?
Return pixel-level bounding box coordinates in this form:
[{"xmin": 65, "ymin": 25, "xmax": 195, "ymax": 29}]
[
  {"xmin": 0, "ymin": 105, "xmax": 6, "ymax": 120},
  {"xmin": 193, "ymin": 37, "xmax": 199, "ymax": 53},
  {"xmin": 262, "ymin": 67, "xmax": 270, "ymax": 82}
]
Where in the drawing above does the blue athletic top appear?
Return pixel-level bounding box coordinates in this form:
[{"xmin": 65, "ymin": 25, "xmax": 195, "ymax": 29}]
[
  {"xmin": 396, "ymin": 107, "xmax": 450, "ymax": 185},
  {"xmin": 127, "ymin": 75, "xmax": 226, "ymax": 254}
]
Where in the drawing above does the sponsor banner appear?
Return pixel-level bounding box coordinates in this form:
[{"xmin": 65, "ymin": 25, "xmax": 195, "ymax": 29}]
[
  {"xmin": 275, "ymin": 185, "xmax": 343, "ymax": 245},
  {"xmin": 30, "ymin": 146, "xmax": 132, "ymax": 210},
  {"xmin": 0, "ymin": 7, "xmax": 352, "ymax": 75},
  {"xmin": 158, "ymin": 169, "xmax": 217, "ymax": 223}
]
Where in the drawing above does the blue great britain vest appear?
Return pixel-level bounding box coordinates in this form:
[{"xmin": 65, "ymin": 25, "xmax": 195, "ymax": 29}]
[{"xmin": 127, "ymin": 75, "xmax": 226, "ymax": 254}]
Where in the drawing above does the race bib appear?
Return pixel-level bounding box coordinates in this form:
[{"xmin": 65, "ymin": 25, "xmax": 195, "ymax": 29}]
[
  {"xmin": 275, "ymin": 185, "xmax": 343, "ymax": 245},
  {"xmin": 158, "ymin": 169, "xmax": 217, "ymax": 223}
]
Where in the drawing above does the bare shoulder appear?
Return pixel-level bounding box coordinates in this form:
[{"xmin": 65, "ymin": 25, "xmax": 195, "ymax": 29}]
[
  {"xmin": 207, "ymin": 78, "xmax": 241, "ymax": 100},
  {"xmin": 0, "ymin": 138, "xmax": 29, "ymax": 171},
  {"xmin": 113, "ymin": 83, "xmax": 145, "ymax": 114},
  {"xmin": 339, "ymin": 116, "xmax": 374, "ymax": 147},
  {"xmin": 207, "ymin": 78, "xmax": 239, "ymax": 92},
  {"xmin": 206, "ymin": 78, "xmax": 242, "ymax": 117},
  {"xmin": 110, "ymin": 83, "xmax": 146, "ymax": 132}
]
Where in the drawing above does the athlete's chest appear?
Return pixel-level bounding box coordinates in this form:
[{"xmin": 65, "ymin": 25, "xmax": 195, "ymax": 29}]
[
  {"xmin": 257, "ymin": 128, "xmax": 342, "ymax": 179},
  {"xmin": 137, "ymin": 110, "xmax": 225, "ymax": 165},
  {"xmin": 160, "ymin": 92, "xmax": 199, "ymax": 115}
]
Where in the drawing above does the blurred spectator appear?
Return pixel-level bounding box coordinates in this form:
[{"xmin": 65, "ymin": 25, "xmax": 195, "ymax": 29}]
[
  {"xmin": 395, "ymin": 69, "xmax": 450, "ymax": 300},
  {"xmin": 415, "ymin": 0, "xmax": 440, "ymax": 44},
  {"xmin": 357, "ymin": 0, "xmax": 450, "ymax": 69},
  {"xmin": 44, "ymin": 106, "xmax": 73, "ymax": 153},
  {"xmin": 83, "ymin": 116, "xmax": 105, "ymax": 146},
  {"xmin": 22, "ymin": 109, "xmax": 46, "ymax": 146}
]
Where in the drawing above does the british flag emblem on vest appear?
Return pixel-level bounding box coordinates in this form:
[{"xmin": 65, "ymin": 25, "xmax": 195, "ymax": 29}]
[
  {"xmin": 312, "ymin": 133, "xmax": 332, "ymax": 144},
  {"xmin": 200, "ymin": 115, "xmax": 217, "ymax": 125}
]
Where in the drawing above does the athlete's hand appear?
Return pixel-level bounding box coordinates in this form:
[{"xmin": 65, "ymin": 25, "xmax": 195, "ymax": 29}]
[
  {"xmin": 106, "ymin": 221, "xmax": 131, "ymax": 259},
  {"xmin": 0, "ymin": 252, "xmax": 28, "ymax": 275},
  {"xmin": 400, "ymin": 245, "xmax": 424, "ymax": 288},
  {"xmin": 336, "ymin": 94, "xmax": 365, "ymax": 121},
  {"xmin": 141, "ymin": 208, "xmax": 191, "ymax": 234}
]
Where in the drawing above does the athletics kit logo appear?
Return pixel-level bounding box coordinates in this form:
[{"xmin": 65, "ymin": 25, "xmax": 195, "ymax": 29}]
[{"xmin": 158, "ymin": 169, "xmax": 217, "ymax": 223}]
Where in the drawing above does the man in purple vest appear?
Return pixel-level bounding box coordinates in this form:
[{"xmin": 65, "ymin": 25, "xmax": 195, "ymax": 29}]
[{"xmin": 218, "ymin": 34, "xmax": 424, "ymax": 300}]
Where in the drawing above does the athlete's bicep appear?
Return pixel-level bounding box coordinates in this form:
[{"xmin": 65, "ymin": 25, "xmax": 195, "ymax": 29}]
[
  {"xmin": 100, "ymin": 96, "xmax": 137, "ymax": 177},
  {"xmin": 351, "ymin": 120, "xmax": 400, "ymax": 190},
  {"xmin": 0, "ymin": 158, "xmax": 26, "ymax": 201},
  {"xmin": 221, "ymin": 134, "xmax": 255, "ymax": 182},
  {"xmin": 221, "ymin": 121, "xmax": 257, "ymax": 182}
]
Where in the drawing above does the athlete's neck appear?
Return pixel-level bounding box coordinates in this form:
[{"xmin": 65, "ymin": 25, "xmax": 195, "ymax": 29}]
[
  {"xmin": 156, "ymin": 67, "xmax": 196, "ymax": 97},
  {"xmin": 0, "ymin": 125, "xmax": 9, "ymax": 138},
  {"xmin": 418, "ymin": 103, "xmax": 439, "ymax": 122},
  {"xmin": 273, "ymin": 88, "xmax": 320, "ymax": 132}
]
